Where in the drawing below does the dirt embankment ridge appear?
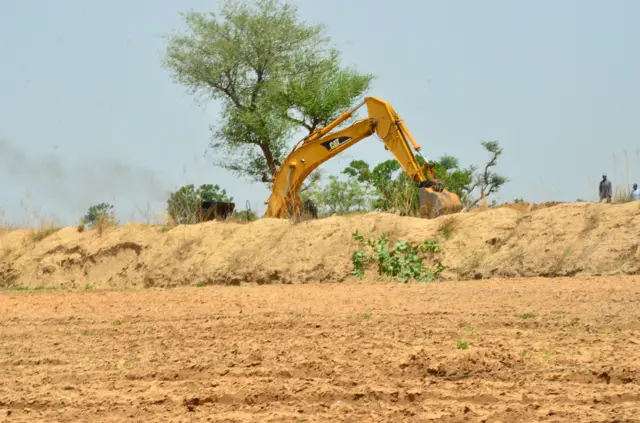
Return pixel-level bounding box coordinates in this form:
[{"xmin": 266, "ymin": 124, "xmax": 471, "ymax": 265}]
[{"xmin": 1, "ymin": 202, "xmax": 639, "ymax": 289}]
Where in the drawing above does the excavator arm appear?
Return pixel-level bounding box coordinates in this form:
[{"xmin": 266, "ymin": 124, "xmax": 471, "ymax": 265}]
[{"xmin": 263, "ymin": 97, "xmax": 462, "ymax": 219}]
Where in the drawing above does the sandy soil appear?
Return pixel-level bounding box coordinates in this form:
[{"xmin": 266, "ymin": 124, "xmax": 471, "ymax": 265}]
[
  {"xmin": 1, "ymin": 202, "xmax": 640, "ymax": 290},
  {"xmin": 1, "ymin": 276, "xmax": 640, "ymax": 422}
]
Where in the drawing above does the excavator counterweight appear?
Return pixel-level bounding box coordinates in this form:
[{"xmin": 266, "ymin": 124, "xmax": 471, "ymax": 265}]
[{"xmin": 263, "ymin": 96, "xmax": 463, "ymax": 219}]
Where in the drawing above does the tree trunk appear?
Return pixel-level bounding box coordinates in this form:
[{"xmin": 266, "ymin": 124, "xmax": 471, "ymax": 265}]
[{"xmin": 259, "ymin": 143, "xmax": 278, "ymax": 182}]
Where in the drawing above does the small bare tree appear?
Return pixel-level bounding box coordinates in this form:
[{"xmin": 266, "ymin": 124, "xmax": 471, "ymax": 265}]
[{"xmin": 462, "ymin": 141, "xmax": 509, "ymax": 210}]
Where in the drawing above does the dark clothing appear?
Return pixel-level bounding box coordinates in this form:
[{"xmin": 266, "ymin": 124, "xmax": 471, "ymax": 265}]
[{"xmin": 599, "ymin": 179, "xmax": 612, "ymax": 202}]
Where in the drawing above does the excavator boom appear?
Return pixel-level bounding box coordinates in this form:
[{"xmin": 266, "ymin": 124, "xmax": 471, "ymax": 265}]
[{"xmin": 263, "ymin": 97, "xmax": 462, "ymax": 219}]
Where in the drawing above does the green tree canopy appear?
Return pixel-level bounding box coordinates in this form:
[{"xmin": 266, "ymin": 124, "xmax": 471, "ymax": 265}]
[
  {"xmin": 163, "ymin": 0, "xmax": 374, "ymax": 184},
  {"xmin": 304, "ymin": 141, "xmax": 508, "ymax": 216},
  {"xmin": 341, "ymin": 154, "xmax": 473, "ymax": 215},
  {"xmin": 197, "ymin": 184, "xmax": 233, "ymax": 203},
  {"xmin": 432, "ymin": 161, "xmax": 474, "ymax": 200},
  {"xmin": 302, "ymin": 174, "xmax": 370, "ymax": 216}
]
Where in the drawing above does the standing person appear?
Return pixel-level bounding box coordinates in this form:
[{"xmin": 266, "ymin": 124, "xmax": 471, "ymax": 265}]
[
  {"xmin": 599, "ymin": 174, "xmax": 612, "ymax": 203},
  {"xmin": 632, "ymin": 183, "xmax": 640, "ymax": 201}
]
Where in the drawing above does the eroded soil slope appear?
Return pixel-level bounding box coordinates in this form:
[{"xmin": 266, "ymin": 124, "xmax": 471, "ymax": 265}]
[
  {"xmin": 1, "ymin": 202, "xmax": 640, "ymax": 289},
  {"xmin": 1, "ymin": 277, "xmax": 640, "ymax": 422}
]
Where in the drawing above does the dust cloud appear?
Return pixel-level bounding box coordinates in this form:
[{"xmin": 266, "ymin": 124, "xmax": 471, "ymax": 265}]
[{"xmin": 0, "ymin": 138, "xmax": 171, "ymax": 221}]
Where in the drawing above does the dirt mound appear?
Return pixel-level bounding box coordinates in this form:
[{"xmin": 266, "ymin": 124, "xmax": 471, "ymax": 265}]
[
  {"xmin": 496, "ymin": 200, "xmax": 564, "ymax": 212},
  {"xmin": 1, "ymin": 201, "xmax": 640, "ymax": 288},
  {"xmin": 469, "ymin": 200, "xmax": 565, "ymax": 213}
]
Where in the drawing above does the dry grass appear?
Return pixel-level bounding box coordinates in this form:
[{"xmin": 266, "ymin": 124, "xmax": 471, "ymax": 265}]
[
  {"xmin": 438, "ymin": 216, "xmax": 459, "ymax": 240},
  {"xmin": 29, "ymin": 224, "xmax": 62, "ymax": 243},
  {"xmin": 0, "ymin": 205, "xmax": 122, "ymax": 242},
  {"xmin": 390, "ymin": 182, "xmax": 421, "ymax": 216},
  {"xmin": 0, "ymin": 209, "xmax": 63, "ymax": 245},
  {"xmin": 613, "ymin": 186, "xmax": 634, "ymax": 204},
  {"xmin": 157, "ymin": 208, "xmax": 258, "ymax": 233},
  {"xmin": 162, "ymin": 199, "xmax": 258, "ymax": 231},
  {"xmin": 95, "ymin": 213, "xmax": 117, "ymax": 237},
  {"xmin": 0, "ymin": 210, "xmax": 18, "ymax": 235}
]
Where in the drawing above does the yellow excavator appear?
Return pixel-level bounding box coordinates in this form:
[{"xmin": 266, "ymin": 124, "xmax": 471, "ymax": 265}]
[{"xmin": 263, "ymin": 96, "xmax": 462, "ymax": 219}]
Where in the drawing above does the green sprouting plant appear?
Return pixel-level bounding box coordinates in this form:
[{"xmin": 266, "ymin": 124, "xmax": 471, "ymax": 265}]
[
  {"xmin": 351, "ymin": 231, "xmax": 446, "ymax": 283},
  {"xmin": 351, "ymin": 250, "xmax": 371, "ymax": 279},
  {"xmin": 456, "ymin": 340, "xmax": 469, "ymax": 350},
  {"xmin": 419, "ymin": 239, "xmax": 441, "ymax": 253}
]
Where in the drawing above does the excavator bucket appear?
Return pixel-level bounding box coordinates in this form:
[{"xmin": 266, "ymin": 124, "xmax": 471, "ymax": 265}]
[
  {"xmin": 418, "ymin": 187, "xmax": 463, "ymax": 219},
  {"xmin": 416, "ymin": 162, "xmax": 463, "ymax": 218}
]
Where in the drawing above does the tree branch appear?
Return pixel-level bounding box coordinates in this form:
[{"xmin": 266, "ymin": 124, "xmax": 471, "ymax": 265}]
[
  {"xmin": 258, "ymin": 142, "xmax": 277, "ymax": 178},
  {"xmin": 482, "ymin": 154, "xmax": 498, "ymax": 188},
  {"xmin": 223, "ymin": 67, "xmax": 244, "ymax": 109},
  {"xmin": 309, "ymin": 117, "xmax": 322, "ymax": 133},
  {"xmin": 249, "ymin": 68, "xmax": 264, "ymax": 110},
  {"xmin": 207, "ymin": 80, "xmax": 245, "ymax": 110},
  {"xmin": 284, "ymin": 112, "xmax": 313, "ymax": 131}
]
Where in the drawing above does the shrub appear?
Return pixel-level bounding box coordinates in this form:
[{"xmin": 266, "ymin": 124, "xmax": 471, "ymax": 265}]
[
  {"xmin": 231, "ymin": 209, "xmax": 258, "ymax": 222},
  {"xmin": 167, "ymin": 184, "xmax": 233, "ymax": 224},
  {"xmin": 351, "ymin": 231, "xmax": 445, "ymax": 283},
  {"xmin": 81, "ymin": 203, "xmax": 116, "ymax": 229}
]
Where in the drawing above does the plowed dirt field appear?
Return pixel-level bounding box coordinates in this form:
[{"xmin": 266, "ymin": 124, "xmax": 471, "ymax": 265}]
[{"xmin": 2, "ymin": 276, "xmax": 640, "ymax": 422}]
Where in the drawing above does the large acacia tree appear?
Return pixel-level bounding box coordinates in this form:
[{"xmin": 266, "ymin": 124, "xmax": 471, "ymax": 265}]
[{"xmin": 163, "ymin": 0, "xmax": 374, "ymax": 184}]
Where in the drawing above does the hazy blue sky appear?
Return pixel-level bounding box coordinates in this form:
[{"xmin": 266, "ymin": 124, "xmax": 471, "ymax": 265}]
[{"xmin": 2, "ymin": 0, "xmax": 639, "ymax": 225}]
